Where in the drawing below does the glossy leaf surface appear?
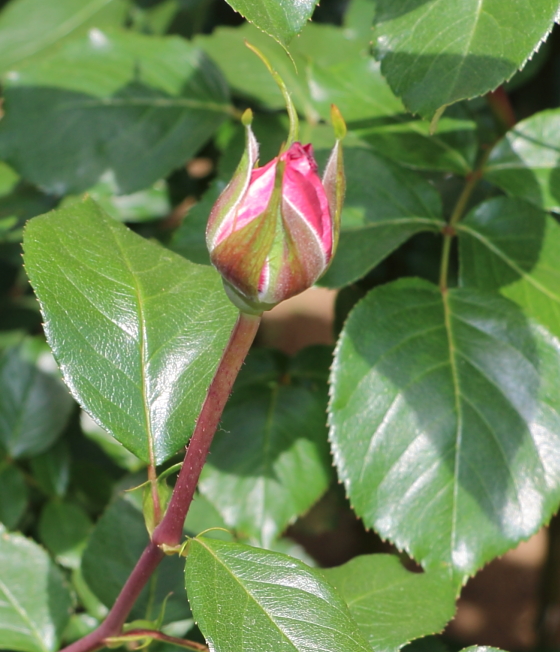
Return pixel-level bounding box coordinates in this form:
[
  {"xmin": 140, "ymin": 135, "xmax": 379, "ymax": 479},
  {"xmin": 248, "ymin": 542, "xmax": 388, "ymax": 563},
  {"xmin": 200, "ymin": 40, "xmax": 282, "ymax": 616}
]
[
  {"xmin": 23, "ymin": 199, "xmax": 238, "ymax": 464},
  {"xmin": 82, "ymin": 497, "xmax": 189, "ymax": 622},
  {"xmin": 484, "ymin": 109, "xmax": 560, "ymax": 211},
  {"xmin": 185, "ymin": 537, "xmax": 372, "ymax": 652},
  {"xmin": 324, "ymin": 554, "xmax": 456, "ymax": 651},
  {"xmin": 458, "ymin": 197, "xmax": 560, "ymax": 339},
  {"xmin": 330, "ymin": 278, "xmax": 560, "ymax": 584},
  {"xmin": 374, "ymin": 0, "xmax": 560, "ymax": 118},
  {"xmin": 0, "ymin": 0, "xmax": 125, "ymax": 75},
  {"xmin": 0, "ymin": 29, "xmax": 231, "ymax": 194},
  {"xmin": 225, "ymin": 0, "xmax": 317, "ymax": 47},
  {"xmin": 0, "ymin": 526, "xmax": 72, "ymax": 652},
  {"xmin": 0, "ymin": 342, "xmax": 73, "ymax": 459},
  {"xmin": 199, "ymin": 347, "xmax": 332, "ymax": 546},
  {"xmin": 318, "ymin": 148, "xmax": 444, "ymax": 288}
]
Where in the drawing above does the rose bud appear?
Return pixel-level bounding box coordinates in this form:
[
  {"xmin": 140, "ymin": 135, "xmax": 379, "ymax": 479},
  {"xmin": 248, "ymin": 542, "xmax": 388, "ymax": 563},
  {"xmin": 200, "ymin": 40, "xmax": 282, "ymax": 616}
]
[{"xmin": 206, "ymin": 106, "xmax": 346, "ymax": 314}]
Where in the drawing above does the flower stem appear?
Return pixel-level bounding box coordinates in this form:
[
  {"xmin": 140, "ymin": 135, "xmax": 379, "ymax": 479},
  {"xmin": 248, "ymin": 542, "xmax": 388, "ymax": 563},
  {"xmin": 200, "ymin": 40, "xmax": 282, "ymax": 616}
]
[
  {"xmin": 59, "ymin": 311, "xmax": 261, "ymax": 652},
  {"xmin": 438, "ymin": 171, "xmax": 480, "ymax": 292},
  {"xmin": 152, "ymin": 311, "xmax": 261, "ymax": 548},
  {"xmin": 105, "ymin": 629, "xmax": 209, "ymax": 650}
]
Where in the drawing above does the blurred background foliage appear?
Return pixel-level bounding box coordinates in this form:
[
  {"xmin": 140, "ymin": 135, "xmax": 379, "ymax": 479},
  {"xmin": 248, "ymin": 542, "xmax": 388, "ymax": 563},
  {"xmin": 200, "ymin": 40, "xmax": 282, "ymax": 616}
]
[{"xmin": 2, "ymin": 0, "xmax": 560, "ymax": 650}]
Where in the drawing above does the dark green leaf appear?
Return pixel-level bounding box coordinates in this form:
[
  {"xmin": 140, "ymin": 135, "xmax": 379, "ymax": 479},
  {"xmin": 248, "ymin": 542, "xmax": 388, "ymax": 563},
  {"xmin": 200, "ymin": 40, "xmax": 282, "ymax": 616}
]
[
  {"xmin": 0, "ymin": 29, "xmax": 231, "ymax": 194},
  {"xmin": 185, "ymin": 537, "xmax": 372, "ymax": 652},
  {"xmin": 0, "ymin": 463, "xmax": 27, "ymax": 530},
  {"xmin": 23, "ymin": 199, "xmax": 238, "ymax": 465},
  {"xmin": 38, "ymin": 501, "xmax": 92, "ymax": 569},
  {"xmin": 330, "ymin": 278, "xmax": 560, "ymax": 585},
  {"xmin": 484, "ymin": 109, "xmax": 560, "ymax": 211},
  {"xmin": 458, "ymin": 197, "xmax": 560, "ymax": 339},
  {"xmin": 0, "ymin": 0, "xmax": 126, "ymax": 76},
  {"xmin": 82, "ymin": 497, "xmax": 190, "ymax": 622},
  {"xmin": 323, "ymin": 554, "xmax": 456, "ymax": 652},
  {"xmin": 352, "ymin": 106, "xmax": 478, "ymax": 175},
  {"xmin": 29, "ymin": 439, "xmax": 71, "ymax": 498},
  {"xmin": 199, "ymin": 347, "xmax": 332, "ymax": 546},
  {"xmin": 225, "ymin": 0, "xmax": 318, "ymax": 47},
  {"xmin": 0, "ymin": 525, "xmax": 72, "ymax": 652},
  {"xmin": 374, "ymin": 0, "xmax": 560, "ymax": 118},
  {"xmin": 318, "ymin": 148, "xmax": 444, "ymax": 288},
  {"xmin": 0, "ymin": 341, "xmax": 73, "ymax": 459}
]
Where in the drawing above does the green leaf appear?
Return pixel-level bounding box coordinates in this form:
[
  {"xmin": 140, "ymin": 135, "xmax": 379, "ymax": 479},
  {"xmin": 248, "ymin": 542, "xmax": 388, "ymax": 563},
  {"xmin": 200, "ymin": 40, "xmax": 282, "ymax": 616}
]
[
  {"xmin": 352, "ymin": 106, "xmax": 478, "ymax": 175},
  {"xmin": 0, "ymin": 525, "xmax": 72, "ymax": 652},
  {"xmin": 184, "ymin": 493, "xmax": 233, "ymax": 542},
  {"xmin": 23, "ymin": 198, "xmax": 238, "ymax": 465},
  {"xmin": 374, "ymin": 0, "xmax": 560, "ymax": 118},
  {"xmin": 195, "ymin": 24, "xmax": 319, "ymax": 123},
  {"xmin": 0, "ymin": 0, "xmax": 126, "ymax": 76},
  {"xmin": 185, "ymin": 537, "xmax": 372, "ymax": 652},
  {"xmin": 0, "ymin": 29, "xmax": 231, "ymax": 194},
  {"xmin": 199, "ymin": 347, "xmax": 332, "ymax": 547},
  {"xmin": 82, "ymin": 497, "xmax": 190, "ymax": 622},
  {"xmin": 29, "ymin": 439, "xmax": 71, "ymax": 498},
  {"xmin": 330, "ymin": 278, "xmax": 560, "ymax": 585},
  {"xmin": 318, "ymin": 148, "xmax": 445, "ymax": 288},
  {"xmin": 323, "ymin": 554, "xmax": 457, "ymax": 652},
  {"xmin": 61, "ymin": 174, "xmax": 171, "ymax": 223},
  {"xmin": 224, "ymin": 0, "xmax": 318, "ymax": 47},
  {"xmin": 483, "ymin": 109, "xmax": 560, "ymax": 211},
  {"xmin": 458, "ymin": 197, "xmax": 560, "ymax": 339},
  {"xmin": 0, "ymin": 340, "xmax": 73, "ymax": 459},
  {"xmin": 38, "ymin": 501, "xmax": 92, "ymax": 569},
  {"xmin": 0, "ymin": 163, "xmax": 19, "ymax": 197},
  {"xmin": 0, "ymin": 463, "xmax": 27, "ymax": 530}
]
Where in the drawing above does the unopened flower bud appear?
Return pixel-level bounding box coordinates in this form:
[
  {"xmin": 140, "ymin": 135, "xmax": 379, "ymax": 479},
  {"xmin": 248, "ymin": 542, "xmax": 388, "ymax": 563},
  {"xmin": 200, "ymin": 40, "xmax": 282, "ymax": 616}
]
[{"xmin": 206, "ymin": 107, "xmax": 345, "ymax": 314}]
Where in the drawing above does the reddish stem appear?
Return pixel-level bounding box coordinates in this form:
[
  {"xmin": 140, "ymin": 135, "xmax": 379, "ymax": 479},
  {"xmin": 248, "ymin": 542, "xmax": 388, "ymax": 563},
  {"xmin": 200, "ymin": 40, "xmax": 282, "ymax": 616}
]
[
  {"xmin": 152, "ymin": 311, "xmax": 261, "ymax": 548},
  {"xmin": 487, "ymin": 86, "xmax": 516, "ymax": 130},
  {"xmin": 106, "ymin": 628, "xmax": 209, "ymax": 650},
  {"xmin": 59, "ymin": 311, "xmax": 261, "ymax": 652}
]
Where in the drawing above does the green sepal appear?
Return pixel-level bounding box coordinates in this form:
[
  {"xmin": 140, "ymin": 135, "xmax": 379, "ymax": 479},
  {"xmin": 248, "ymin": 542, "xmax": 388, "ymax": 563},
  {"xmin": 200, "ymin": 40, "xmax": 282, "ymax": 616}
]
[{"xmin": 142, "ymin": 478, "xmax": 173, "ymax": 536}]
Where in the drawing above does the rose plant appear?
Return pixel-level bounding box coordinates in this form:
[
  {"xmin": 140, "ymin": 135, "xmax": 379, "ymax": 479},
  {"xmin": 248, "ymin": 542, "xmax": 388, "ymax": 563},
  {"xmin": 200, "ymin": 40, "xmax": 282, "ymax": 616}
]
[{"xmin": 1, "ymin": 1, "xmax": 560, "ymax": 652}]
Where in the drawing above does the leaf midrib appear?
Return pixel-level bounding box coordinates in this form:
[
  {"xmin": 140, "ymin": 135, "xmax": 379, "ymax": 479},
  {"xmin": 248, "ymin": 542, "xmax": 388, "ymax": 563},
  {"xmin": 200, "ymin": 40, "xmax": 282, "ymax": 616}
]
[
  {"xmin": 458, "ymin": 223, "xmax": 560, "ymax": 305},
  {"xmin": 194, "ymin": 540, "xmax": 364, "ymax": 651},
  {"xmin": 0, "ymin": 576, "xmax": 48, "ymax": 652},
  {"xmin": 110, "ymin": 223, "xmax": 156, "ymax": 469},
  {"xmin": 441, "ymin": 290, "xmax": 462, "ymax": 576}
]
